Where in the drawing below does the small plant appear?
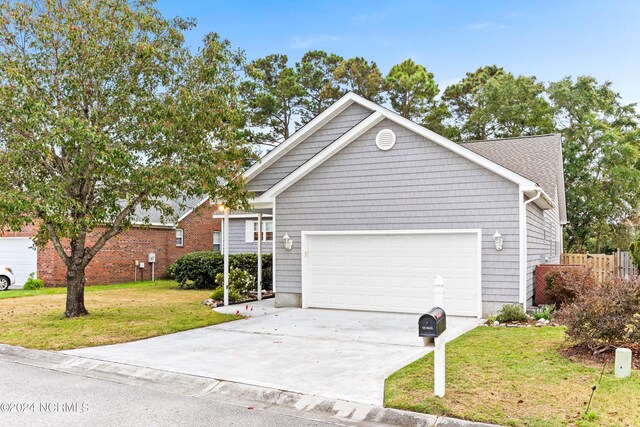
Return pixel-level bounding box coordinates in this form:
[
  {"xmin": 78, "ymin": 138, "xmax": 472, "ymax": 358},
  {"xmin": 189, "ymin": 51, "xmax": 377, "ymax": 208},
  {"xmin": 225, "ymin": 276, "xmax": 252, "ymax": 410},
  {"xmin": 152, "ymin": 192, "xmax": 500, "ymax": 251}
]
[
  {"xmin": 485, "ymin": 314, "xmax": 497, "ymax": 324},
  {"xmin": 576, "ymin": 410, "xmax": 598, "ymax": 426},
  {"xmin": 215, "ymin": 268, "xmax": 255, "ymax": 297},
  {"xmin": 22, "ymin": 272, "xmax": 43, "ymax": 290},
  {"xmin": 533, "ymin": 305, "xmax": 554, "ymax": 321},
  {"xmin": 495, "ymin": 304, "xmax": 529, "ymax": 323},
  {"xmin": 211, "ymin": 286, "xmax": 242, "ymax": 303}
]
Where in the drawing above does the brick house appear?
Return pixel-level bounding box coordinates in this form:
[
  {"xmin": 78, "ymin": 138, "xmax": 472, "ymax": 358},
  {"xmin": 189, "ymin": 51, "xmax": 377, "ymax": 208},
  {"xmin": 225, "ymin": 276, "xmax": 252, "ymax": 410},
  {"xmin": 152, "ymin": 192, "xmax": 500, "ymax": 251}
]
[{"xmin": 0, "ymin": 198, "xmax": 220, "ymax": 287}]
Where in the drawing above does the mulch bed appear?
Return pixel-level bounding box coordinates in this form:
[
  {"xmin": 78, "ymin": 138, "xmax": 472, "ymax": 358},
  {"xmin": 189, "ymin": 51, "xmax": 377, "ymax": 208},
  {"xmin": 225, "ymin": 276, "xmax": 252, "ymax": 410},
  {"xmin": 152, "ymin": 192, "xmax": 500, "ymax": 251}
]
[{"xmin": 563, "ymin": 344, "xmax": 640, "ymax": 370}]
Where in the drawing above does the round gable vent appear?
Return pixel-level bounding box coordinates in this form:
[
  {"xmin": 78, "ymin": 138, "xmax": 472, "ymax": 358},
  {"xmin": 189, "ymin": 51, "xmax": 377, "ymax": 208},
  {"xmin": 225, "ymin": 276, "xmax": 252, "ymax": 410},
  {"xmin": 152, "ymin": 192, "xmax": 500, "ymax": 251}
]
[{"xmin": 375, "ymin": 129, "xmax": 396, "ymax": 151}]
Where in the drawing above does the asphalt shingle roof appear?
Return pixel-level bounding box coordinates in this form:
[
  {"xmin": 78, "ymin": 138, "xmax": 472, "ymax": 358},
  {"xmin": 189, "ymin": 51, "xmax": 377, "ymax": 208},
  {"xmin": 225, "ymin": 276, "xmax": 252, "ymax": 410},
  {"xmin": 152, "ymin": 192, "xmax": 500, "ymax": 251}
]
[
  {"xmin": 133, "ymin": 196, "xmax": 206, "ymax": 226},
  {"xmin": 460, "ymin": 134, "xmax": 563, "ymax": 201}
]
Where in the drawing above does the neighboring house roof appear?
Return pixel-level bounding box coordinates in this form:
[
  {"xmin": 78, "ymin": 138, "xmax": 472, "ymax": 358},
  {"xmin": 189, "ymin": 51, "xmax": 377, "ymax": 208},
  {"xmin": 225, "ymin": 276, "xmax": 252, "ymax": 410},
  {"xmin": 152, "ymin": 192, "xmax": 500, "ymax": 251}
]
[
  {"xmin": 248, "ymin": 92, "xmax": 557, "ymax": 211},
  {"xmin": 461, "ymin": 134, "xmax": 567, "ymax": 223},
  {"xmin": 133, "ymin": 196, "xmax": 208, "ymax": 227}
]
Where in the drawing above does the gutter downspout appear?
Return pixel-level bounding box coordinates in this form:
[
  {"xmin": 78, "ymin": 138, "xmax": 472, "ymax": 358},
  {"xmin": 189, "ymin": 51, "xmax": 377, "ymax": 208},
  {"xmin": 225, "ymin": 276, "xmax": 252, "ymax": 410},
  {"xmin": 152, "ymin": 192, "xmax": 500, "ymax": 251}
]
[{"xmin": 521, "ymin": 187, "xmax": 543, "ymax": 312}]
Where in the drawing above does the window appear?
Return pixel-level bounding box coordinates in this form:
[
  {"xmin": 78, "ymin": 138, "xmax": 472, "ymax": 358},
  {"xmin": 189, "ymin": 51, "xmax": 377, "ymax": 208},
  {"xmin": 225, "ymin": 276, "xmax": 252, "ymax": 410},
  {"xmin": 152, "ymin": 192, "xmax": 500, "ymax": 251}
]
[
  {"xmin": 253, "ymin": 220, "xmax": 273, "ymax": 242},
  {"xmin": 246, "ymin": 220, "xmax": 273, "ymax": 242},
  {"xmin": 175, "ymin": 229, "xmax": 184, "ymax": 247},
  {"xmin": 213, "ymin": 231, "xmax": 221, "ymax": 252}
]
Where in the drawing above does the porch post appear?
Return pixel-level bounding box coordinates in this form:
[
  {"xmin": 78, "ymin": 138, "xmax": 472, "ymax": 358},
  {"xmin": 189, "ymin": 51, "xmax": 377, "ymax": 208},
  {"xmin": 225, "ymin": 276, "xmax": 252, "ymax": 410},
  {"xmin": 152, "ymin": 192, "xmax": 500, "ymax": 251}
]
[
  {"xmin": 257, "ymin": 213, "xmax": 263, "ymax": 301},
  {"xmin": 223, "ymin": 207, "xmax": 229, "ymax": 306}
]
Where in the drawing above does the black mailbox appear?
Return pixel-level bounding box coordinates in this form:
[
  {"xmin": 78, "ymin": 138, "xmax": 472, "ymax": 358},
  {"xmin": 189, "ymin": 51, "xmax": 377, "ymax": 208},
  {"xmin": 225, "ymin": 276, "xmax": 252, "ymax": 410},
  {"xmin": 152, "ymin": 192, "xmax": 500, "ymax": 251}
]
[{"xmin": 418, "ymin": 307, "xmax": 446, "ymax": 338}]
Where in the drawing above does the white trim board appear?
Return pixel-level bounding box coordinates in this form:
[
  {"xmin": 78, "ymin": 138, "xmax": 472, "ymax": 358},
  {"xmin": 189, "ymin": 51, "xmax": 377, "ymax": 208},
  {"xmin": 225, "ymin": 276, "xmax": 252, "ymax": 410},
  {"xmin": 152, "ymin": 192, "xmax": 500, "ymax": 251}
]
[
  {"xmin": 244, "ymin": 94, "xmax": 360, "ymax": 181},
  {"xmin": 300, "ymin": 229, "xmax": 483, "ymax": 318},
  {"xmin": 176, "ymin": 197, "xmax": 210, "ymax": 223},
  {"xmin": 252, "ymin": 92, "xmax": 554, "ymax": 211},
  {"xmin": 213, "ymin": 214, "xmax": 273, "ymax": 219}
]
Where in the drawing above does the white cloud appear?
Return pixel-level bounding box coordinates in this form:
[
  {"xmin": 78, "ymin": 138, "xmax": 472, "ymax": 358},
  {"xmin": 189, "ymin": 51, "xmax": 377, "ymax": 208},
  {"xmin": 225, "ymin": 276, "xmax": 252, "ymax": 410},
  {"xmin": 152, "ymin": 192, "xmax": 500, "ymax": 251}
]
[
  {"xmin": 290, "ymin": 35, "xmax": 343, "ymax": 49},
  {"xmin": 464, "ymin": 21, "xmax": 506, "ymax": 31}
]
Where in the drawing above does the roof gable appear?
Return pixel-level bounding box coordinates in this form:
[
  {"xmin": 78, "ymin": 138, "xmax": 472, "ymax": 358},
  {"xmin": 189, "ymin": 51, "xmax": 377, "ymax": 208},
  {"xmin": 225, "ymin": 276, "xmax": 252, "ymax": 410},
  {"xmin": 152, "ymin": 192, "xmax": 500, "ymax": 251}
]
[
  {"xmin": 244, "ymin": 93, "xmax": 368, "ymax": 182},
  {"xmin": 252, "ymin": 92, "xmax": 553, "ymax": 206},
  {"xmin": 133, "ymin": 196, "xmax": 208, "ymax": 227},
  {"xmin": 247, "ymin": 102, "xmax": 372, "ymax": 192}
]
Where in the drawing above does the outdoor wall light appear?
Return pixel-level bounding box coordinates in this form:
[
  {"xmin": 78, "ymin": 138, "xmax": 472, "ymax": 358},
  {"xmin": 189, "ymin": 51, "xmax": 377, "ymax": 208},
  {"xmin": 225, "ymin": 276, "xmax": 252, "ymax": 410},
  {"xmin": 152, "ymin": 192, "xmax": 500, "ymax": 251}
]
[
  {"xmin": 283, "ymin": 233, "xmax": 293, "ymax": 250},
  {"xmin": 493, "ymin": 230, "xmax": 503, "ymax": 251}
]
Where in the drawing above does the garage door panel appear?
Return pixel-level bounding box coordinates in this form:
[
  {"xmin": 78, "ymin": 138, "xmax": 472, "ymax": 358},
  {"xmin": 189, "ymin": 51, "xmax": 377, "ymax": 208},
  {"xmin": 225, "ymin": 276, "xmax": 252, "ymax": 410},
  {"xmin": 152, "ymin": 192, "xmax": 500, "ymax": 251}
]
[
  {"xmin": 303, "ymin": 232, "xmax": 480, "ymax": 316},
  {"xmin": 0, "ymin": 237, "xmax": 38, "ymax": 288}
]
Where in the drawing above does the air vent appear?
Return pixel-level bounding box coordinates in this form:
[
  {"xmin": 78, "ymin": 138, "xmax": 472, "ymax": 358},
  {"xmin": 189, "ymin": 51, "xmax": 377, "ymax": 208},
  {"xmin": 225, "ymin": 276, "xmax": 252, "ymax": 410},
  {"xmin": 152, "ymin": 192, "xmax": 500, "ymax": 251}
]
[{"xmin": 375, "ymin": 129, "xmax": 396, "ymax": 151}]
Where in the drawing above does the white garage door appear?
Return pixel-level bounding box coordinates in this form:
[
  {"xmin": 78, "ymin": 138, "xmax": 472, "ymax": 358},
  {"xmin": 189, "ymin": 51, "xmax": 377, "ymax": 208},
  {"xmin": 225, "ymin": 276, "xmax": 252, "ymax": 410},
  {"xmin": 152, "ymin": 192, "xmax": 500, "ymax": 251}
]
[
  {"xmin": 0, "ymin": 238, "xmax": 38, "ymax": 288},
  {"xmin": 302, "ymin": 231, "xmax": 481, "ymax": 317}
]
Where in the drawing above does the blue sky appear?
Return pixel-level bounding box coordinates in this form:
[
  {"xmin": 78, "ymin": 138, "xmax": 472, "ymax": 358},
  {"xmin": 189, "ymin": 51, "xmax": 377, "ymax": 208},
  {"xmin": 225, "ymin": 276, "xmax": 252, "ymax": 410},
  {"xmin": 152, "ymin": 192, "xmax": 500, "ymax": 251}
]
[{"xmin": 157, "ymin": 0, "xmax": 640, "ymax": 104}]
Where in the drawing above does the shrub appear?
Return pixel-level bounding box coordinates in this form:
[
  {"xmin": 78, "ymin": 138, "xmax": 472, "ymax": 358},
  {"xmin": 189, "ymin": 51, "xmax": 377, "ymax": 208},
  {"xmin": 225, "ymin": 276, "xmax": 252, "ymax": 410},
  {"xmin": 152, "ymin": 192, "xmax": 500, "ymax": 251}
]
[
  {"xmin": 169, "ymin": 251, "xmax": 272, "ymax": 290},
  {"xmin": 545, "ymin": 266, "xmax": 595, "ymax": 309},
  {"xmin": 533, "ymin": 305, "xmax": 554, "ymax": 321},
  {"xmin": 23, "ymin": 272, "xmax": 43, "ymax": 290},
  {"xmin": 557, "ymin": 276, "xmax": 640, "ymax": 351},
  {"xmin": 211, "ymin": 286, "xmax": 242, "ymax": 303},
  {"xmin": 215, "ymin": 268, "xmax": 255, "ymax": 297},
  {"xmin": 170, "ymin": 251, "xmax": 223, "ymax": 289},
  {"xmin": 229, "ymin": 253, "xmax": 272, "ymax": 290},
  {"xmin": 495, "ymin": 304, "xmax": 529, "ymax": 323}
]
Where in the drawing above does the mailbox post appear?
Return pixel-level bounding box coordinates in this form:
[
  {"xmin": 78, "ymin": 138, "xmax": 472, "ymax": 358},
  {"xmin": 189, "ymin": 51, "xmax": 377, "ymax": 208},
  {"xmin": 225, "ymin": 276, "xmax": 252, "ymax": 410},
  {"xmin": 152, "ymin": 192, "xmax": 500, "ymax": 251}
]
[
  {"xmin": 433, "ymin": 275, "xmax": 445, "ymax": 397},
  {"xmin": 417, "ymin": 275, "xmax": 447, "ymax": 397}
]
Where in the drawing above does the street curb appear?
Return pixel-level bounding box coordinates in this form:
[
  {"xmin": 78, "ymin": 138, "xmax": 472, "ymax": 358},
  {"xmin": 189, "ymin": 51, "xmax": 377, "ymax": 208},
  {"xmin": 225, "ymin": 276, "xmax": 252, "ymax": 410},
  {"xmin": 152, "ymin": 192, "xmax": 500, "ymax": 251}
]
[{"xmin": 0, "ymin": 344, "xmax": 499, "ymax": 427}]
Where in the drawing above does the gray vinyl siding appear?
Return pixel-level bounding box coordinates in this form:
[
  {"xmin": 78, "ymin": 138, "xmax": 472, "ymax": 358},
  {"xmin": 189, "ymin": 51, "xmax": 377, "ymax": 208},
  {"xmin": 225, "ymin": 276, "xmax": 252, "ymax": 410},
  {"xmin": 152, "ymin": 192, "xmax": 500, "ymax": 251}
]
[
  {"xmin": 526, "ymin": 201, "xmax": 561, "ymax": 304},
  {"xmin": 247, "ymin": 103, "xmax": 372, "ymax": 192},
  {"xmin": 225, "ymin": 218, "xmax": 273, "ymax": 255},
  {"xmin": 275, "ymin": 118, "xmax": 522, "ymax": 309}
]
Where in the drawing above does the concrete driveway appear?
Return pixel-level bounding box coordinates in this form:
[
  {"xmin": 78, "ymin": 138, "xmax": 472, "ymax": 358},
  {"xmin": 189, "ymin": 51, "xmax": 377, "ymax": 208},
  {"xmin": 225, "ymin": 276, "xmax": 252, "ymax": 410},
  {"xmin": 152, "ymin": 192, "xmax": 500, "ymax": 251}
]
[{"xmin": 65, "ymin": 300, "xmax": 482, "ymax": 405}]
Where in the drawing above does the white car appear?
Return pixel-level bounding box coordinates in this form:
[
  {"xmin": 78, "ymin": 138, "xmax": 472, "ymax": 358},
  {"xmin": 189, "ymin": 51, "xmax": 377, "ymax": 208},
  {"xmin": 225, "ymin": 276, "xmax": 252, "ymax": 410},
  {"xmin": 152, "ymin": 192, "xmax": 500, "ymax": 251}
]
[{"xmin": 0, "ymin": 265, "xmax": 16, "ymax": 291}]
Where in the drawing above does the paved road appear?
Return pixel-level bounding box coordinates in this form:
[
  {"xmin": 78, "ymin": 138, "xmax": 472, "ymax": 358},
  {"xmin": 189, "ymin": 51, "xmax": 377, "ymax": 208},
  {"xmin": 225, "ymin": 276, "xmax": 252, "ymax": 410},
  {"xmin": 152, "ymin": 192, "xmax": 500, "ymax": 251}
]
[{"xmin": 0, "ymin": 361, "xmax": 340, "ymax": 427}]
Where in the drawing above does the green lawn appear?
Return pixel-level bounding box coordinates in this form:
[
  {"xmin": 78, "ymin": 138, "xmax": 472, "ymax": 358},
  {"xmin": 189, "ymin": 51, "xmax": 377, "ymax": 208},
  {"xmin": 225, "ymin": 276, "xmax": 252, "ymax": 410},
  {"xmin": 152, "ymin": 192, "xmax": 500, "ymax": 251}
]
[
  {"xmin": 0, "ymin": 280, "xmax": 172, "ymax": 299},
  {"xmin": 0, "ymin": 280, "xmax": 240, "ymax": 350},
  {"xmin": 385, "ymin": 326, "xmax": 640, "ymax": 427}
]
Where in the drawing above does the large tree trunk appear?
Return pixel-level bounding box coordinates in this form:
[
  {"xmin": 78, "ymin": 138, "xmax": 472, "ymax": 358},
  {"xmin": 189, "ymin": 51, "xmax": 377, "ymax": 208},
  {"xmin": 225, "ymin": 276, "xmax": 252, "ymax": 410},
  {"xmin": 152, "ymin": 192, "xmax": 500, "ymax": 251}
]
[
  {"xmin": 65, "ymin": 265, "xmax": 88, "ymax": 317},
  {"xmin": 65, "ymin": 244, "xmax": 89, "ymax": 318}
]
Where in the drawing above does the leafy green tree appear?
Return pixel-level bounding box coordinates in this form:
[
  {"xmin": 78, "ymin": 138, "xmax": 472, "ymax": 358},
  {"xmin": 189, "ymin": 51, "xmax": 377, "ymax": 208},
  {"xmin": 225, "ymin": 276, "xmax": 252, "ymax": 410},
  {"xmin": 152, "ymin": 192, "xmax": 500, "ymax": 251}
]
[
  {"xmin": 385, "ymin": 59, "xmax": 439, "ymax": 121},
  {"xmin": 549, "ymin": 76, "xmax": 640, "ymax": 252},
  {"xmin": 441, "ymin": 65, "xmax": 505, "ymax": 140},
  {"xmin": 463, "ymin": 72, "xmax": 555, "ymax": 140},
  {"xmin": 240, "ymin": 54, "xmax": 304, "ymax": 144},
  {"xmin": 334, "ymin": 57, "xmax": 386, "ymax": 103},
  {"xmin": 0, "ymin": 0, "xmax": 252, "ymax": 317},
  {"xmin": 295, "ymin": 50, "xmax": 345, "ymax": 125},
  {"xmin": 629, "ymin": 239, "xmax": 640, "ymax": 270}
]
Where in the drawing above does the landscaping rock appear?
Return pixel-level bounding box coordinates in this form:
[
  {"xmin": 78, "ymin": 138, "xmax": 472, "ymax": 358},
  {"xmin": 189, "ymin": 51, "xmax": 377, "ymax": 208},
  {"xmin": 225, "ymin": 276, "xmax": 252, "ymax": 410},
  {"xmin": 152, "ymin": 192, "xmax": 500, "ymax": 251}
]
[{"xmin": 492, "ymin": 321, "xmax": 500, "ymax": 326}]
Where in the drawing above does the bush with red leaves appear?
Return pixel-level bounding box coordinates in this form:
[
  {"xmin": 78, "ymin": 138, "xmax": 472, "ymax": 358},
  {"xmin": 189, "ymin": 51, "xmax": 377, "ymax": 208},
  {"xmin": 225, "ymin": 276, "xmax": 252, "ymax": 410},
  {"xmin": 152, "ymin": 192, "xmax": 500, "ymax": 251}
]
[
  {"xmin": 557, "ymin": 276, "xmax": 640, "ymax": 353},
  {"xmin": 545, "ymin": 267, "xmax": 596, "ymax": 309}
]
